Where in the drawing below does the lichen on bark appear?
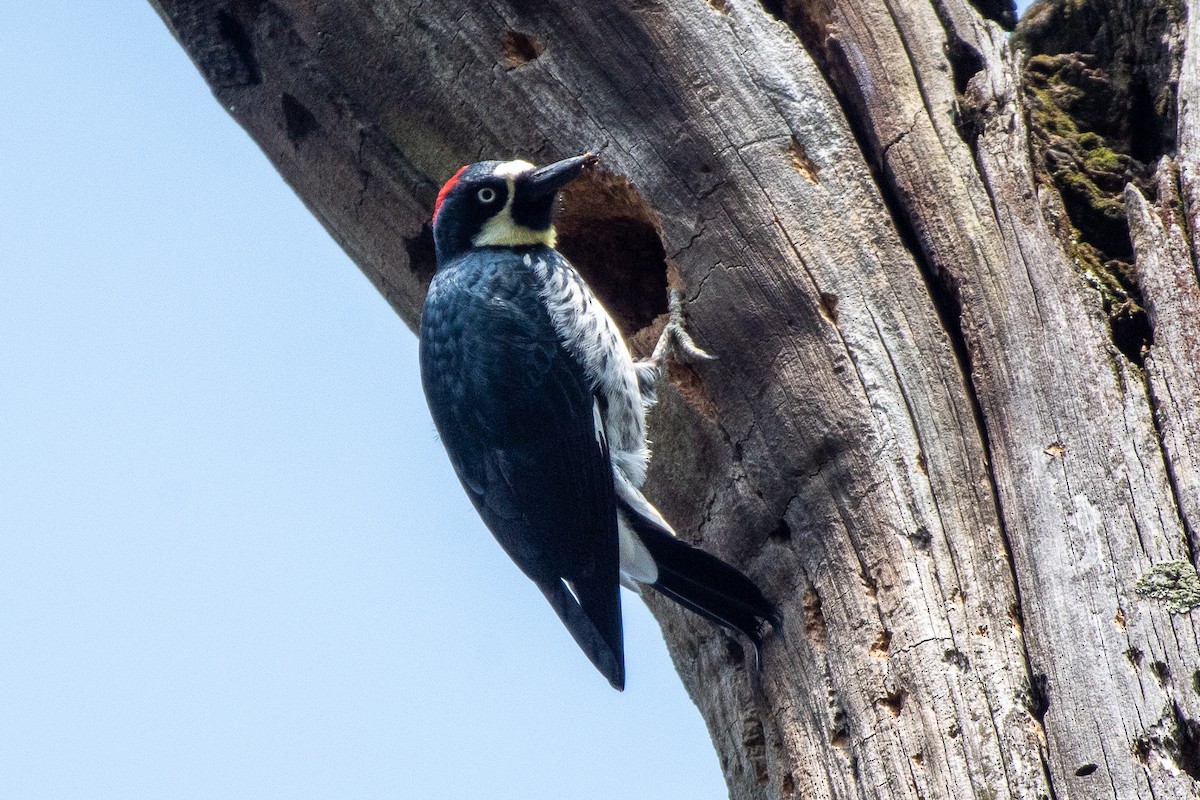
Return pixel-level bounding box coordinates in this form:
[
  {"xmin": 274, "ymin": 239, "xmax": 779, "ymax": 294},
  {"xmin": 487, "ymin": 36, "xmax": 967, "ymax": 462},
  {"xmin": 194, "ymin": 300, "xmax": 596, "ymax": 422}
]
[{"xmin": 1135, "ymin": 560, "xmax": 1200, "ymax": 614}]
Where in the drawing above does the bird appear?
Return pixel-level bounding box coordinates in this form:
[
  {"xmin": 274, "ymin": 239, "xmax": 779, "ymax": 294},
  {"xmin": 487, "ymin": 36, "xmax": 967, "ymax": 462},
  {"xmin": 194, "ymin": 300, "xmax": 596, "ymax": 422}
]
[{"xmin": 418, "ymin": 151, "xmax": 781, "ymax": 689}]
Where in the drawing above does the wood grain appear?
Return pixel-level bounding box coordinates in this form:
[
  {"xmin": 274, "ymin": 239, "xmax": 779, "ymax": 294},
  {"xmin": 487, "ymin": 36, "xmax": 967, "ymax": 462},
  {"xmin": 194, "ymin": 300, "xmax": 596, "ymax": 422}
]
[{"xmin": 149, "ymin": 0, "xmax": 1200, "ymax": 796}]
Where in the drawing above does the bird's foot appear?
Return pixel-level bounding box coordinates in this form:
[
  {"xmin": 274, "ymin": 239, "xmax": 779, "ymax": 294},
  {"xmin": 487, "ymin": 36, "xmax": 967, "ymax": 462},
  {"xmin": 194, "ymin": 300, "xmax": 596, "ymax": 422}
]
[
  {"xmin": 635, "ymin": 289, "xmax": 714, "ymax": 405},
  {"xmin": 650, "ymin": 288, "xmax": 716, "ymax": 365}
]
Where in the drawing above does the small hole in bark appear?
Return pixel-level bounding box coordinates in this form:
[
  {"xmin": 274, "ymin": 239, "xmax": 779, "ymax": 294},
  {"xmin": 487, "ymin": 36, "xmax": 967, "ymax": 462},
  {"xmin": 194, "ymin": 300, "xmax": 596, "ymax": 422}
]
[
  {"xmin": 1125, "ymin": 646, "xmax": 1143, "ymax": 667},
  {"xmin": 912, "ymin": 751, "xmax": 925, "ymax": 767},
  {"xmin": 1074, "ymin": 763, "xmax": 1098, "ymax": 777},
  {"xmin": 706, "ymin": 0, "xmax": 729, "ymax": 12},
  {"xmin": 666, "ymin": 361, "xmax": 718, "ymax": 420},
  {"xmin": 818, "ymin": 291, "xmax": 839, "ymax": 324},
  {"xmin": 556, "ymin": 169, "xmax": 669, "ymax": 337},
  {"xmin": 1009, "ymin": 601, "xmax": 1024, "ymax": 633},
  {"xmin": 860, "ymin": 570, "xmax": 878, "ymax": 601},
  {"xmin": 1110, "ymin": 304, "xmax": 1152, "ymax": 365},
  {"xmin": 869, "ymin": 629, "xmax": 892, "ymax": 658},
  {"xmin": 281, "ymin": 93, "xmax": 318, "ymax": 143},
  {"xmin": 1150, "ymin": 660, "xmax": 1170, "ymax": 683},
  {"xmin": 943, "ymin": 648, "xmax": 970, "ymax": 671},
  {"xmin": 879, "ymin": 688, "xmax": 907, "ymax": 716},
  {"xmin": 214, "ymin": 10, "xmax": 261, "ymax": 86},
  {"xmin": 1136, "ymin": 703, "xmax": 1200, "ymax": 779},
  {"xmin": 802, "ymin": 587, "xmax": 827, "ymax": 647},
  {"xmin": 947, "ymin": 722, "xmax": 961, "ymax": 738},
  {"xmin": 725, "ymin": 638, "xmax": 746, "ymax": 666},
  {"xmin": 758, "ymin": 0, "xmax": 785, "ymax": 21},
  {"xmin": 405, "ymin": 222, "xmax": 437, "ymax": 288},
  {"xmin": 946, "ymin": 34, "xmax": 985, "ymax": 96},
  {"xmin": 501, "ymin": 30, "xmax": 543, "ymax": 68},
  {"xmin": 788, "ymin": 136, "xmax": 820, "ymax": 183},
  {"xmin": 908, "ymin": 525, "xmax": 932, "ymax": 551},
  {"xmin": 1026, "ymin": 673, "xmax": 1050, "ymax": 721},
  {"xmin": 967, "ymin": 0, "xmax": 1015, "ymax": 28},
  {"xmin": 742, "ymin": 716, "xmax": 766, "ymax": 748},
  {"xmin": 1177, "ymin": 707, "xmax": 1200, "ymax": 779},
  {"xmin": 830, "ymin": 707, "xmax": 849, "ymax": 749},
  {"xmin": 769, "ymin": 518, "xmax": 792, "ymax": 542},
  {"xmin": 781, "ymin": 773, "xmax": 795, "ymax": 796},
  {"xmin": 1127, "ymin": 74, "xmax": 1167, "ymax": 163}
]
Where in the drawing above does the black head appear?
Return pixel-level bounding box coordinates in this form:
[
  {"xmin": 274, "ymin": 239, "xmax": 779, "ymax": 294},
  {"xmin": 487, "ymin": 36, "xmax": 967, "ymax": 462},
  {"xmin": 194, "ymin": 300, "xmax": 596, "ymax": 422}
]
[{"xmin": 431, "ymin": 153, "xmax": 598, "ymax": 264}]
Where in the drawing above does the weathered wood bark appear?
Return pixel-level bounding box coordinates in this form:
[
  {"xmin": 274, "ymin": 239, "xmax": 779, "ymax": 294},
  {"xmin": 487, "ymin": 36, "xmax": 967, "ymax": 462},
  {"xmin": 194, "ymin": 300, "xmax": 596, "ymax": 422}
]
[{"xmin": 149, "ymin": 0, "xmax": 1200, "ymax": 797}]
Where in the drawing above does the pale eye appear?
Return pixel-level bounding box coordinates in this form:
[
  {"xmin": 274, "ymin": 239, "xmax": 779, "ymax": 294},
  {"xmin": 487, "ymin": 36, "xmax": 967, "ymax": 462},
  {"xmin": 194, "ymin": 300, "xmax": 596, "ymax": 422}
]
[{"xmin": 477, "ymin": 187, "xmax": 497, "ymax": 203}]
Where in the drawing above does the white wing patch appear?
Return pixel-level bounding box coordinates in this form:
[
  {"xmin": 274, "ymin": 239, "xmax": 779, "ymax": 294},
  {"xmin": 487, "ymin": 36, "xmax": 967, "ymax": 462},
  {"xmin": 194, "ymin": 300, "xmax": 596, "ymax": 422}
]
[
  {"xmin": 614, "ymin": 470, "xmax": 673, "ymax": 531},
  {"xmin": 525, "ymin": 252, "xmax": 665, "ymax": 591},
  {"xmin": 618, "ymin": 511, "xmax": 659, "ymax": 589},
  {"xmin": 592, "ymin": 399, "xmax": 606, "ymax": 447},
  {"xmin": 531, "ymin": 257, "xmax": 650, "ymax": 488}
]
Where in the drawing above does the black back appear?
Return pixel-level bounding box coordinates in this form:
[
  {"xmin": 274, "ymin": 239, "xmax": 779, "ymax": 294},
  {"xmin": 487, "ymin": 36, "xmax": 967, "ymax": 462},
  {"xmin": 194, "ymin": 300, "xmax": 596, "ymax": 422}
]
[{"xmin": 419, "ymin": 246, "xmax": 625, "ymax": 688}]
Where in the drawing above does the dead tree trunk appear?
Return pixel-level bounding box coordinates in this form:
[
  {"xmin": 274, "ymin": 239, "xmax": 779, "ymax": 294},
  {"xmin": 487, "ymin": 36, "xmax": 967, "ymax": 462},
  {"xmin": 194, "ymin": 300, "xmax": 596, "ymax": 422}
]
[{"xmin": 150, "ymin": 0, "xmax": 1200, "ymax": 796}]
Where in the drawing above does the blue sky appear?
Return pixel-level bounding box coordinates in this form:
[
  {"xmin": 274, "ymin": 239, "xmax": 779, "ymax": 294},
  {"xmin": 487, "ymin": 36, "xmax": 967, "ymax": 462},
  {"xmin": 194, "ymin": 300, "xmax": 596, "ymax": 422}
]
[{"xmin": 1, "ymin": 5, "xmax": 724, "ymax": 798}]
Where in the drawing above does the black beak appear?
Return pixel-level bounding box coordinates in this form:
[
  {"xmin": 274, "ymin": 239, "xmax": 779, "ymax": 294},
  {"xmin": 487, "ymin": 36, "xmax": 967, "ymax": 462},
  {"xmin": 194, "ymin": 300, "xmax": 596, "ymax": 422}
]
[{"xmin": 524, "ymin": 151, "xmax": 600, "ymax": 199}]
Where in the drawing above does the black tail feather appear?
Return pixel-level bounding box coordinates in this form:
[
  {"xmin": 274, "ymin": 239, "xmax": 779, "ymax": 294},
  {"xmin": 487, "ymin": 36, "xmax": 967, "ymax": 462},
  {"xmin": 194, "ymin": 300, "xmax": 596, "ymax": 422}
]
[
  {"xmin": 538, "ymin": 577, "xmax": 625, "ymax": 690},
  {"xmin": 622, "ymin": 501, "xmax": 781, "ymax": 667}
]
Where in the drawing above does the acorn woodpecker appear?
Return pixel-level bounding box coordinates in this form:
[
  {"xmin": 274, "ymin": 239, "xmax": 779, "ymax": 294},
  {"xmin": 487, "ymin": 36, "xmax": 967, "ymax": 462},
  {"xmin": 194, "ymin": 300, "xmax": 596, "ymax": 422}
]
[{"xmin": 419, "ymin": 152, "xmax": 780, "ymax": 689}]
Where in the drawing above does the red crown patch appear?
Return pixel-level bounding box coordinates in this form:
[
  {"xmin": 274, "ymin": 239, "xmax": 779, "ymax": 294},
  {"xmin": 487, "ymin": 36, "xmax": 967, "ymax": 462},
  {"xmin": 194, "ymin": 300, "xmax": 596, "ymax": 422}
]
[{"xmin": 433, "ymin": 165, "xmax": 469, "ymax": 222}]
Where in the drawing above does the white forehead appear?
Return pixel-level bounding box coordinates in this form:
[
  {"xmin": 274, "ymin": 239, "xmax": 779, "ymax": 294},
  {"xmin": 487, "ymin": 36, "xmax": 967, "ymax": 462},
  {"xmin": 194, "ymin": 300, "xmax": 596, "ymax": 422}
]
[{"xmin": 493, "ymin": 159, "xmax": 535, "ymax": 178}]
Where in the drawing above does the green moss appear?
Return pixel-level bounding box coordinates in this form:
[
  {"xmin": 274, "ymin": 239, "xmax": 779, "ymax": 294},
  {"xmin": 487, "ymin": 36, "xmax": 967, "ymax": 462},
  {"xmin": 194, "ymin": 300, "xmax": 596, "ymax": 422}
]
[
  {"xmin": 1072, "ymin": 242, "xmax": 1130, "ymax": 302},
  {"xmin": 1029, "ymin": 86, "xmax": 1080, "ymax": 136},
  {"xmin": 1068, "ymin": 237, "xmax": 1105, "ymax": 274},
  {"xmin": 1083, "ymin": 147, "xmax": 1124, "ymax": 173},
  {"xmin": 1016, "ymin": 0, "xmax": 1167, "ymax": 362},
  {"xmin": 1024, "ymin": 53, "xmax": 1056, "ymax": 73},
  {"xmin": 1057, "ymin": 170, "xmax": 1125, "ymax": 220},
  {"xmin": 1135, "ymin": 561, "xmax": 1200, "ymax": 614}
]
